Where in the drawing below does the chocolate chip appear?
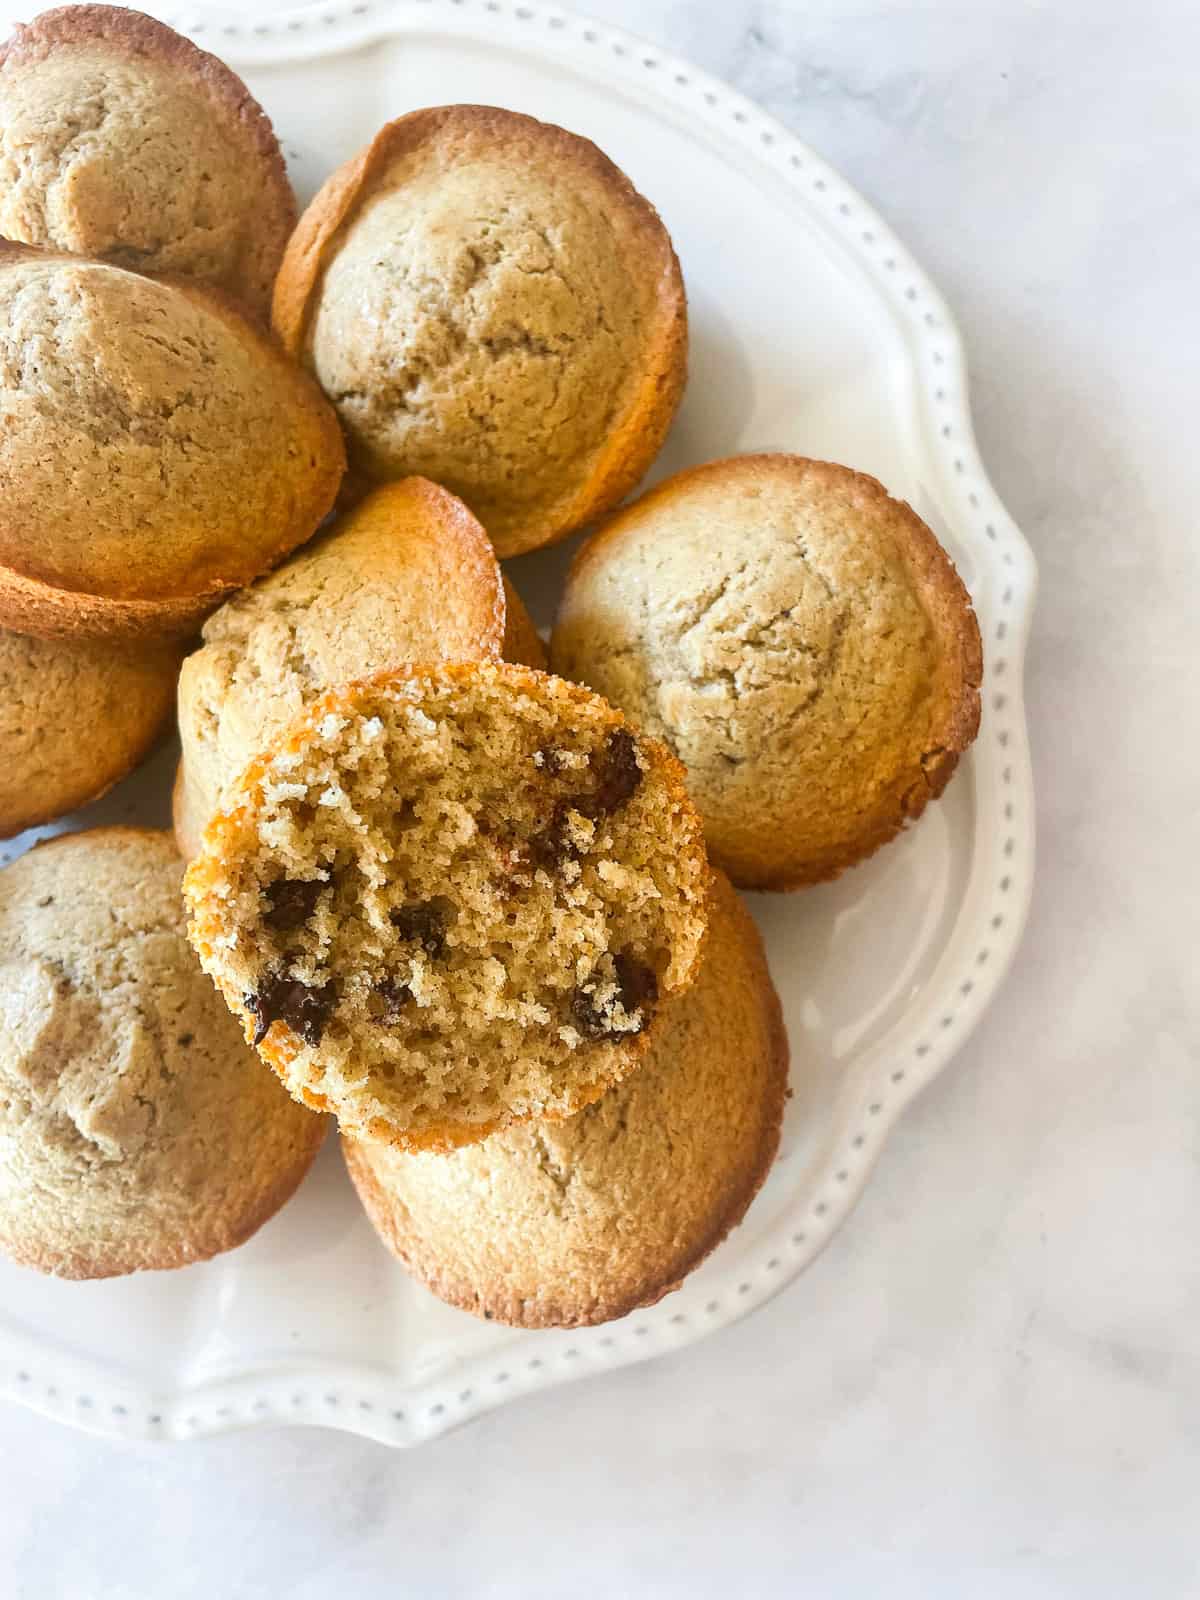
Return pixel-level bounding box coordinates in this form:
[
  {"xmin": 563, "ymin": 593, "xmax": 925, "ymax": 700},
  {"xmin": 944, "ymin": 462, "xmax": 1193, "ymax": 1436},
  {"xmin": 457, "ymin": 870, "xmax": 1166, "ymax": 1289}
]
[
  {"xmin": 534, "ymin": 746, "xmax": 566, "ymax": 775},
  {"xmin": 177, "ymin": 1033, "xmax": 193, "ymax": 1048},
  {"xmin": 613, "ymin": 953, "xmax": 659, "ymax": 1024},
  {"xmin": 262, "ymin": 876, "xmax": 324, "ymax": 933},
  {"xmin": 374, "ymin": 977, "xmax": 413, "ymax": 1023},
  {"xmin": 570, "ymin": 953, "xmax": 659, "ymax": 1041},
  {"xmin": 586, "ymin": 728, "xmax": 643, "ymax": 815},
  {"xmin": 389, "ymin": 901, "xmax": 446, "ymax": 958},
  {"xmin": 528, "ymin": 803, "xmax": 576, "ymax": 872},
  {"xmin": 245, "ymin": 974, "xmax": 337, "ymax": 1048}
]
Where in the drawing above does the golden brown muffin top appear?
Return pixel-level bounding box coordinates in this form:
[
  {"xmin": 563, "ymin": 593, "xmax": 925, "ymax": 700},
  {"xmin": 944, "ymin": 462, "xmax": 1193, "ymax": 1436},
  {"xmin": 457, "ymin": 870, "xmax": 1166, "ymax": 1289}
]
[
  {"xmin": 0, "ymin": 4, "xmax": 295, "ymax": 315},
  {"xmin": 552, "ymin": 455, "xmax": 983, "ymax": 888},
  {"xmin": 344, "ymin": 871, "xmax": 787, "ymax": 1327},
  {"xmin": 0, "ymin": 828, "xmax": 325, "ymax": 1278},
  {"xmin": 273, "ymin": 105, "xmax": 687, "ymax": 557}
]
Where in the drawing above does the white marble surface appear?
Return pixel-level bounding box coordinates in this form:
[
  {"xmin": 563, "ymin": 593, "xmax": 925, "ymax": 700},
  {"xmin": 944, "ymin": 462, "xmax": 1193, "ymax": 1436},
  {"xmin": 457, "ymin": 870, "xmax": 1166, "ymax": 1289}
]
[{"xmin": 2, "ymin": 0, "xmax": 1197, "ymax": 1595}]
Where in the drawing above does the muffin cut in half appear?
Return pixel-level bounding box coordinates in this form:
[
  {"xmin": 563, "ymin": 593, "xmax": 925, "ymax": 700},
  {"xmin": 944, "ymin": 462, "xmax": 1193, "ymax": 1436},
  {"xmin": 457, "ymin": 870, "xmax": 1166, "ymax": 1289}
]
[
  {"xmin": 273, "ymin": 104, "xmax": 687, "ymax": 557},
  {"xmin": 185, "ymin": 661, "xmax": 709, "ymax": 1151},
  {"xmin": 0, "ymin": 829, "xmax": 325, "ymax": 1279},
  {"xmin": 0, "ymin": 625, "xmax": 181, "ymax": 838},
  {"xmin": 344, "ymin": 870, "xmax": 788, "ymax": 1328},
  {"xmin": 552, "ymin": 454, "xmax": 983, "ymax": 889},
  {"xmin": 173, "ymin": 477, "xmax": 543, "ymax": 858},
  {"xmin": 0, "ymin": 244, "xmax": 344, "ymax": 639},
  {"xmin": 0, "ymin": 5, "xmax": 296, "ymax": 317}
]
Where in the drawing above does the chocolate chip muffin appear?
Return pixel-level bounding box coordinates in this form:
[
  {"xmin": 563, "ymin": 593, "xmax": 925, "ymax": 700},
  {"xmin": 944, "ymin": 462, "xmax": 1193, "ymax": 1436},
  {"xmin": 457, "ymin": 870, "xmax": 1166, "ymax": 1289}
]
[
  {"xmin": 0, "ymin": 828, "xmax": 325, "ymax": 1279},
  {"xmin": 0, "ymin": 625, "xmax": 181, "ymax": 838},
  {"xmin": 552, "ymin": 455, "xmax": 983, "ymax": 888},
  {"xmin": 273, "ymin": 105, "xmax": 687, "ymax": 557},
  {"xmin": 173, "ymin": 478, "xmax": 542, "ymax": 858},
  {"xmin": 0, "ymin": 5, "xmax": 295, "ymax": 316},
  {"xmin": 0, "ymin": 244, "xmax": 345, "ymax": 638},
  {"xmin": 344, "ymin": 870, "xmax": 788, "ymax": 1328},
  {"xmin": 184, "ymin": 661, "xmax": 710, "ymax": 1152}
]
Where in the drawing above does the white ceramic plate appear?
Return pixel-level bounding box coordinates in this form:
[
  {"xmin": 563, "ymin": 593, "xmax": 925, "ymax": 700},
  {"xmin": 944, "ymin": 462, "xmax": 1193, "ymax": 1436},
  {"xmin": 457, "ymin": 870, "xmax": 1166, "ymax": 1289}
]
[{"xmin": 0, "ymin": 0, "xmax": 1037, "ymax": 1446}]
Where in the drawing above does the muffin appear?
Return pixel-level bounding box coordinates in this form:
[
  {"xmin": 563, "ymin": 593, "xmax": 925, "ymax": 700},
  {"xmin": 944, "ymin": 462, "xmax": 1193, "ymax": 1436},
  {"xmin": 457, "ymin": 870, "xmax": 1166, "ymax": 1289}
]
[
  {"xmin": 552, "ymin": 455, "xmax": 983, "ymax": 888},
  {"xmin": 185, "ymin": 661, "xmax": 709, "ymax": 1151},
  {"xmin": 344, "ymin": 870, "xmax": 788, "ymax": 1328},
  {"xmin": 0, "ymin": 626, "xmax": 181, "ymax": 838},
  {"xmin": 273, "ymin": 104, "xmax": 687, "ymax": 558},
  {"xmin": 173, "ymin": 478, "xmax": 543, "ymax": 858},
  {"xmin": 0, "ymin": 5, "xmax": 294, "ymax": 316},
  {"xmin": 0, "ymin": 244, "xmax": 345, "ymax": 639},
  {"xmin": 0, "ymin": 828, "xmax": 325, "ymax": 1279}
]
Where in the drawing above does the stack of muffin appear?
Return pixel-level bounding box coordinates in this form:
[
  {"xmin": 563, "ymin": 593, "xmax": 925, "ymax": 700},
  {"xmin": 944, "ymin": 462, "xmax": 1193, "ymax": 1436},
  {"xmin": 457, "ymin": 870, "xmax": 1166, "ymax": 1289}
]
[{"xmin": 0, "ymin": 7, "xmax": 981, "ymax": 1327}]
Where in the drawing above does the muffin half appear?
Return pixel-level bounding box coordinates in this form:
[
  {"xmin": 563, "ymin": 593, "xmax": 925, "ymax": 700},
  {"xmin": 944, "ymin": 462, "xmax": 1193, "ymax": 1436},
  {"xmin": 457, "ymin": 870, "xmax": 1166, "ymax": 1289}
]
[{"xmin": 185, "ymin": 662, "xmax": 709, "ymax": 1151}]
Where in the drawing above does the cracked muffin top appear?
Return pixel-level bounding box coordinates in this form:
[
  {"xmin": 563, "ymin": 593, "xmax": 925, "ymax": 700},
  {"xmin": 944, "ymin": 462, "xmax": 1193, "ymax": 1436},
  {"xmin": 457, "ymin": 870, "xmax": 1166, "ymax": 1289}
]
[
  {"xmin": 551, "ymin": 455, "xmax": 983, "ymax": 889},
  {"xmin": 0, "ymin": 244, "xmax": 345, "ymax": 638},
  {"xmin": 173, "ymin": 477, "xmax": 544, "ymax": 858},
  {"xmin": 184, "ymin": 661, "xmax": 709, "ymax": 1152},
  {"xmin": 0, "ymin": 828, "xmax": 325, "ymax": 1279},
  {"xmin": 272, "ymin": 104, "xmax": 687, "ymax": 558},
  {"xmin": 343, "ymin": 869, "xmax": 788, "ymax": 1328},
  {"xmin": 0, "ymin": 4, "xmax": 295, "ymax": 317}
]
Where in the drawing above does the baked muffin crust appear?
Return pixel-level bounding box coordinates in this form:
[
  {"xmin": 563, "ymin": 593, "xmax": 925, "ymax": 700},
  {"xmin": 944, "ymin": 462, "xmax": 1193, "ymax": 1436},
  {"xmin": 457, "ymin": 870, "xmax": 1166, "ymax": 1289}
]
[
  {"xmin": 0, "ymin": 828, "xmax": 325, "ymax": 1278},
  {"xmin": 344, "ymin": 871, "xmax": 787, "ymax": 1327},
  {"xmin": 0, "ymin": 4, "xmax": 295, "ymax": 315},
  {"xmin": 552, "ymin": 455, "xmax": 983, "ymax": 888},
  {"xmin": 273, "ymin": 105, "xmax": 687, "ymax": 557}
]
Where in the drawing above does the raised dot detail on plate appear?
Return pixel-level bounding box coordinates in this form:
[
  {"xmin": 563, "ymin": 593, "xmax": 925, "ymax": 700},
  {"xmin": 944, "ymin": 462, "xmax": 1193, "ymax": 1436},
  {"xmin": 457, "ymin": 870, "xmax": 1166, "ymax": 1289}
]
[
  {"xmin": 430, "ymin": 1403, "xmax": 445, "ymax": 1417},
  {"xmin": 738, "ymin": 1282, "xmax": 752, "ymax": 1295},
  {"xmin": 706, "ymin": 1300, "xmax": 720, "ymax": 1314},
  {"xmin": 392, "ymin": 1409, "xmax": 405, "ymax": 1422},
  {"xmin": 791, "ymin": 1233, "xmax": 806, "ymax": 1246},
  {"xmin": 814, "ymin": 1202, "xmax": 828, "ymax": 1217},
  {"xmin": 458, "ymin": 1390, "xmax": 473, "ymax": 1404},
  {"xmin": 767, "ymin": 1257, "xmax": 781, "ymax": 1270}
]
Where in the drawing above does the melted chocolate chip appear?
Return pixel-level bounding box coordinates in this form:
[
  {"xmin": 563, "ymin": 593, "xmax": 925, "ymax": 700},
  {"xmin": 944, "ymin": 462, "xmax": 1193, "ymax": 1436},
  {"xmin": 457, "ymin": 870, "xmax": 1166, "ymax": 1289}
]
[
  {"xmin": 177, "ymin": 1033, "xmax": 193, "ymax": 1048},
  {"xmin": 262, "ymin": 876, "xmax": 324, "ymax": 933},
  {"xmin": 585, "ymin": 728, "xmax": 643, "ymax": 816},
  {"xmin": 389, "ymin": 901, "xmax": 447, "ymax": 958},
  {"xmin": 570, "ymin": 952, "xmax": 659, "ymax": 1041},
  {"xmin": 613, "ymin": 953, "xmax": 659, "ymax": 1023},
  {"xmin": 527, "ymin": 803, "xmax": 576, "ymax": 872},
  {"xmin": 245, "ymin": 974, "xmax": 337, "ymax": 1048},
  {"xmin": 374, "ymin": 977, "xmax": 413, "ymax": 1023}
]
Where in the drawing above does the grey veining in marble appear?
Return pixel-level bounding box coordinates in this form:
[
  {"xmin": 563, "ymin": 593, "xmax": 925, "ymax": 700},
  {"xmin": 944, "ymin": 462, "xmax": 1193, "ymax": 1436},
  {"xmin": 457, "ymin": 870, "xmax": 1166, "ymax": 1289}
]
[{"xmin": 1, "ymin": 2, "xmax": 1197, "ymax": 1596}]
